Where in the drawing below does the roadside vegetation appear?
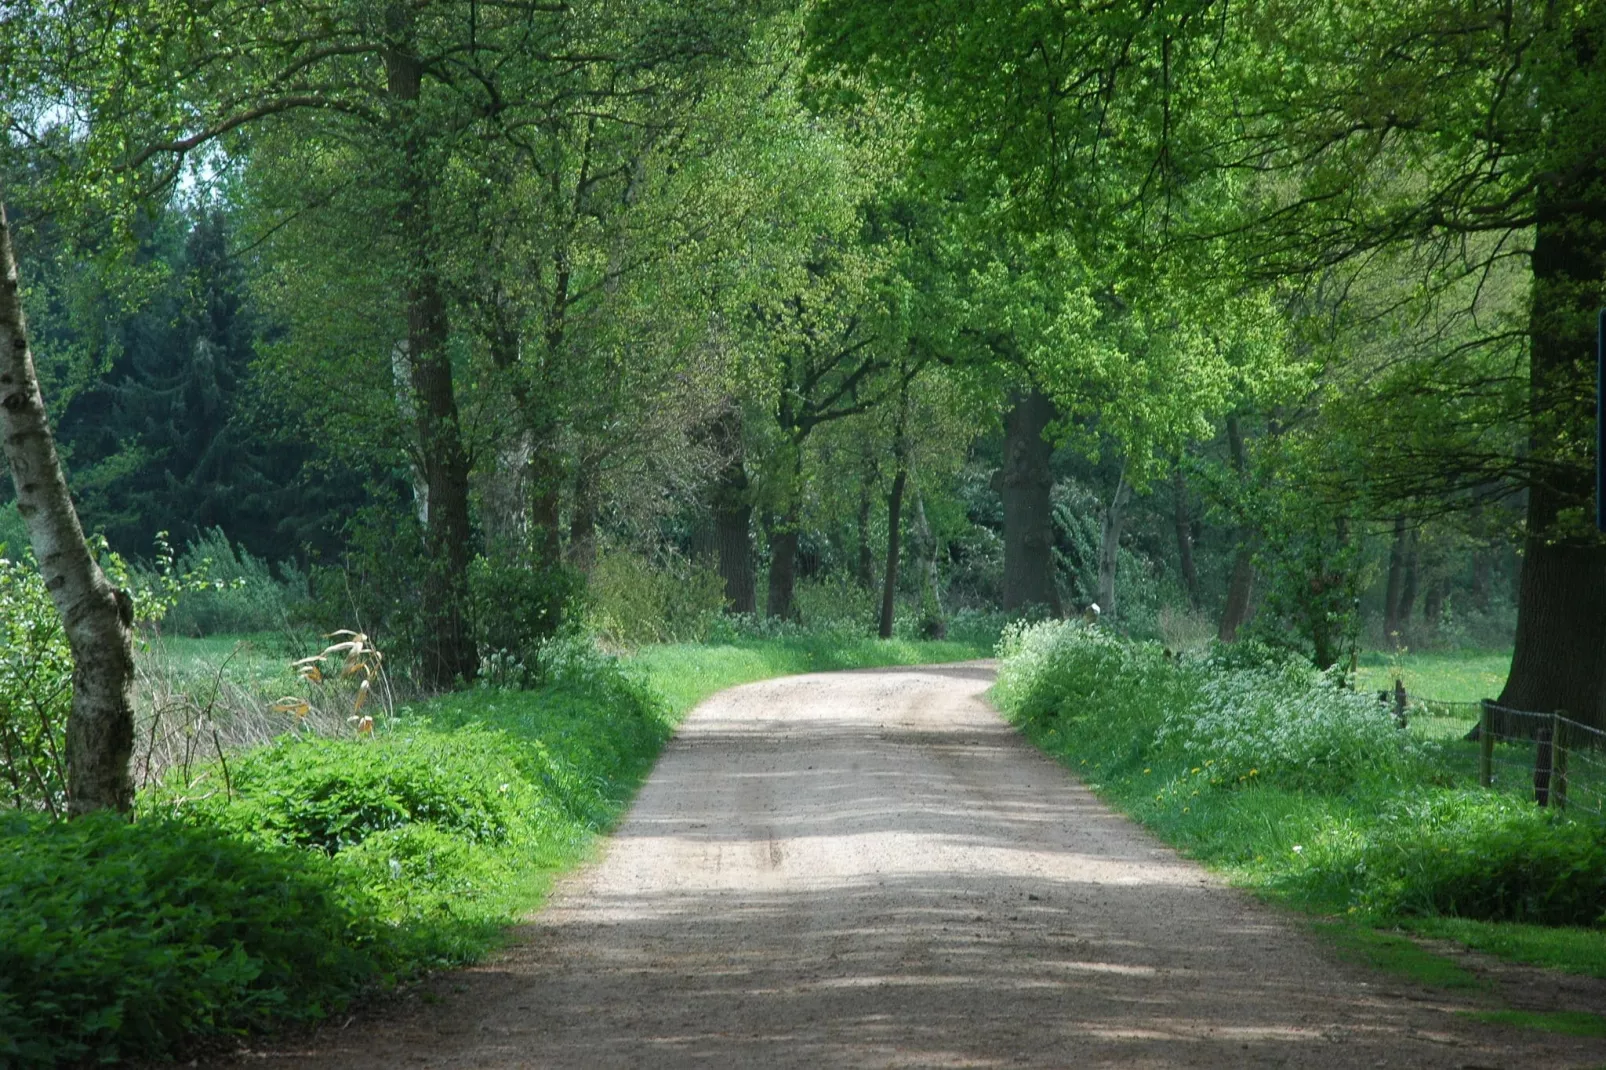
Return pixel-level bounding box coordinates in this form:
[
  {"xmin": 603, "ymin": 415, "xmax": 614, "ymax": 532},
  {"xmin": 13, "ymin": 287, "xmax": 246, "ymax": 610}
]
[
  {"xmin": 3, "ymin": 612, "xmax": 992, "ymax": 1067},
  {"xmin": 994, "ymin": 621, "xmax": 1606, "ymax": 984}
]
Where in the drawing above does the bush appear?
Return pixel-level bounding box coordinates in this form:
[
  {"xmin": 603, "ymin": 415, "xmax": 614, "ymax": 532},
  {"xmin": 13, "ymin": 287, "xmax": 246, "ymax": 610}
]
[
  {"xmin": 585, "ymin": 546, "xmax": 724, "ymax": 647},
  {"xmin": 995, "ymin": 619, "xmax": 1606, "ymax": 937},
  {"xmin": 0, "ymin": 812, "xmax": 386, "ymax": 1067},
  {"xmin": 170, "ymin": 729, "xmax": 539, "ymax": 853},
  {"xmin": 1312, "ymin": 793, "xmax": 1606, "ymax": 927},
  {"xmin": 470, "ymin": 546, "xmax": 581, "ymax": 687},
  {"xmin": 160, "ymin": 528, "xmax": 309, "ymax": 637}
]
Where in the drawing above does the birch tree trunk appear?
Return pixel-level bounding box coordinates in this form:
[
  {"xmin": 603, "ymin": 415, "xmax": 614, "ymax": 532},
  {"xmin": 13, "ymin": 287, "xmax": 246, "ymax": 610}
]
[{"xmin": 0, "ymin": 204, "xmax": 137, "ymax": 816}]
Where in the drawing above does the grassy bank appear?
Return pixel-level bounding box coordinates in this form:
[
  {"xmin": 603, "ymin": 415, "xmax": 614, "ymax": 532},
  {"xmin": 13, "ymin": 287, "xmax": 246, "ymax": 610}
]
[
  {"xmin": 1, "ymin": 633, "xmax": 989, "ymax": 1067},
  {"xmin": 992, "ymin": 623, "xmax": 1606, "ymax": 984}
]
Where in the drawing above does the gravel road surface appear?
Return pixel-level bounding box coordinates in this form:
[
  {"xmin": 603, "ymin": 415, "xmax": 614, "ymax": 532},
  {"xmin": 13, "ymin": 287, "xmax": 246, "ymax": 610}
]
[{"xmin": 224, "ymin": 663, "xmax": 1605, "ymax": 1068}]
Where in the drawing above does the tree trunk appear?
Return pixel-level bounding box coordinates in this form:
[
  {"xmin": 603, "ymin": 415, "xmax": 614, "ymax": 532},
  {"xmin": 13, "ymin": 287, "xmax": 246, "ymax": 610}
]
[
  {"xmin": 996, "ymin": 388, "xmax": 1061, "ymax": 614},
  {"xmin": 1217, "ymin": 413, "xmax": 1255, "ymax": 642},
  {"xmin": 0, "ymin": 205, "xmax": 137, "ymax": 816},
  {"xmin": 387, "ymin": 26, "xmax": 476, "ymax": 689},
  {"xmin": 528, "ymin": 438, "xmax": 563, "ymax": 566},
  {"xmin": 1096, "ymin": 466, "xmax": 1132, "ymax": 617},
  {"xmin": 707, "ymin": 403, "xmax": 754, "ymax": 613},
  {"xmin": 568, "ymin": 453, "xmax": 599, "ymax": 572},
  {"xmin": 765, "ymin": 520, "xmax": 799, "ymax": 621},
  {"xmin": 878, "ymin": 465, "xmax": 907, "ymax": 640},
  {"xmin": 1497, "ymin": 160, "xmax": 1606, "ymax": 730},
  {"xmin": 1383, "ymin": 516, "xmax": 1407, "ymax": 644},
  {"xmin": 1397, "ymin": 533, "xmax": 1419, "ymax": 635},
  {"xmin": 913, "ymin": 491, "xmax": 946, "ymax": 638},
  {"xmin": 1172, "ymin": 465, "xmax": 1201, "ymax": 610}
]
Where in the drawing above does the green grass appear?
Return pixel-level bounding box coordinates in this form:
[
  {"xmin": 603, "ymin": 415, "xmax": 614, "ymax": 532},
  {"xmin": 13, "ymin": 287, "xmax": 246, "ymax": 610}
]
[
  {"xmin": 1458, "ymin": 1009, "xmax": 1606, "ymax": 1037},
  {"xmin": 1403, "ymin": 917, "xmax": 1606, "ymax": 979},
  {"xmin": 1354, "ymin": 649, "xmax": 1511, "ymax": 704},
  {"xmin": 1310, "ymin": 920, "xmax": 1482, "ymax": 989}
]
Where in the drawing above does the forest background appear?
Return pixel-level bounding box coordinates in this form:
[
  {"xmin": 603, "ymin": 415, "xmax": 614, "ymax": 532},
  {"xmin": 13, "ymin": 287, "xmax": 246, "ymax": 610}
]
[{"xmin": 1, "ymin": 0, "xmax": 1604, "ymax": 1063}]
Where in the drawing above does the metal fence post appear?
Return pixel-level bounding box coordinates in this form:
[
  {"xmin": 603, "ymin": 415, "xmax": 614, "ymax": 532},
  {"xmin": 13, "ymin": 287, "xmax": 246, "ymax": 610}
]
[{"xmin": 1479, "ymin": 700, "xmax": 1494, "ymax": 788}]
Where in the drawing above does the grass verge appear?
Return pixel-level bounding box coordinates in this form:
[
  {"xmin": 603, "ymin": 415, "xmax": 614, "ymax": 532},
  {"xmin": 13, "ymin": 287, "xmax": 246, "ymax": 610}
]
[
  {"xmin": 3, "ymin": 633, "xmax": 988, "ymax": 1066},
  {"xmin": 992, "ymin": 623, "xmax": 1606, "ymax": 989}
]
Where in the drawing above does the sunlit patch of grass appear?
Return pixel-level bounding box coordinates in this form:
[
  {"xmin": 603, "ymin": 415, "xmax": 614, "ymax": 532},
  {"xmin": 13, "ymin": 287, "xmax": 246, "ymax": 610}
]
[
  {"xmin": 1309, "ymin": 920, "xmax": 1482, "ymax": 989},
  {"xmin": 1353, "ymin": 649, "xmax": 1511, "ymax": 704},
  {"xmin": 1402, "ymin": 917, "xmax": 1606, "ymax": 979}
]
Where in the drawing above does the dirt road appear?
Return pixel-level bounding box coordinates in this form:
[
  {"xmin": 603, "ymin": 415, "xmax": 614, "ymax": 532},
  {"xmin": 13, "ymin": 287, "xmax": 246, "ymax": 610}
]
[{"xmin": 231, "ymin": 663, "xmax": 1604, "ymax": 1068}]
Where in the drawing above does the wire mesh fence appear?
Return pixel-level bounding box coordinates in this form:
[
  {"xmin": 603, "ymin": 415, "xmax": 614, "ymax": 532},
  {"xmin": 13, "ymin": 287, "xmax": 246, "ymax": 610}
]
[{"xmin": 1402, "ymin": 691, "xmax": 1606, "ymax": 819}]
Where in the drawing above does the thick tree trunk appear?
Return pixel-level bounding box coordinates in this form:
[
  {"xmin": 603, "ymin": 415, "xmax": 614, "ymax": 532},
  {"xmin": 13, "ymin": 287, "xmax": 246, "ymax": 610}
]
[
  {"xmin": 996, "ymin": 388, "xmax": 1061, "ymax": 614},
  {"xmin": 1217, "ymin": 414, "xmax": 1255, "ymax": 642},
  {"xmin": 0, "ymin": 205, "xmax": 136, "ymax": 815},
  {"xmin": 707, "ymin": 403, "xmax": 754, "ymax": 613},
  {"xmin": 765, "ymin": 520, "xmax": 799, "ymax": 621},
  {"xmin": 1171, "ymin": 466, "xmax": 1201, "ymax": 610},
  {"xmin": 1382, "ymin": 516, "xmax": 1407, "ymax": 644},
  {"xmin": 1096, "ymin": 467, "xmax": 1132, "ymax": 617},
  {"xmin": 528, "ymin": 441, "xmax": 563, "ymax": 566},
  {"xmin": 878, "ymin": 465, "xmax": 907, "ymax": 639},
  {"xmin": 1498, "ymin": 165, "xmax": 1606, "ymax": 729},
  {"xmin": 568, "ymin": 453, "xmax": 599, "ymax": 572},
  {"xmin": 387, "ymin": 27, "xmax": 476, "ymax": 689}
]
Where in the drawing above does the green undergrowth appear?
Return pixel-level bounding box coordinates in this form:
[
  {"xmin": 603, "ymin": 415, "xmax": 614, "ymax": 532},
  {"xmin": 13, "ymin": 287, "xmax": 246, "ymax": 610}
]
[
  {"xmin": 1, "ymin": 633, "xmax": 985, "ymax": 1066},
  {"xmin": 993, "ymin": 622, "xmax": 1606, "ymax": 985}
]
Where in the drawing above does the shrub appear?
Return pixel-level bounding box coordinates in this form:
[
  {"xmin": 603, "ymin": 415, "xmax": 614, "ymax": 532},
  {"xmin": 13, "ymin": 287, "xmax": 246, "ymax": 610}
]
[
  {"xmin": 585, "ymin": 546, "xmax": 724, "ymax": 647},
  {"xmin": 1160, "ymin": 657, "xmax": 1425, "ymax": 793},
  {"xmin": 470, "ymin": 545, "xmax": 580, "ymax": 686},
  {"xmin": 160, "ymin": 528, "xmax": 309, "ymax": 637},
  {"xmin": 0, "ymin": 812, "xmax": 385, "ymax": 1067},
  {"xmin": 1325, "ymin": 793, "xmax": 1606, "ymax": 926},
  {"xmin": 166, "ymin": 729, "xmax": 537, "ymax": 853}
]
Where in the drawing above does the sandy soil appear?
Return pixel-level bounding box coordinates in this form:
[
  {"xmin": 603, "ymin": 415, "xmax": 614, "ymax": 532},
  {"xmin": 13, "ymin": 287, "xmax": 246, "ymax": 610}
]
[{"xmin": 217, "ymin": 663, "xmax": 1606, "ymax": 1068}]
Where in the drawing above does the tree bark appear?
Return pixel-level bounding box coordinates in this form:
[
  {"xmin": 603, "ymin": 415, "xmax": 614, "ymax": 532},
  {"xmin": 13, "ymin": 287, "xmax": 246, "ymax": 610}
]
[
  {"xmin": 996, "ymin": 388, "xmax": 1061, "ymax": 614},
  {"xmin": 567, "ymin": 452, "xmax": 599, "ymax": 572},
  {"xmin": 878, "ymin": 462, "xmax": 908, "ymax": 640},
  {"xmin": 1397, "ymin": 532, "xmax": 1419, "ymax": 635},
  {"xmin": 387, "ymin": 23, "xmax": 476, "ymax": 689},
  {"xmin": 1096, "ymin": 466, "xmax": 1132, "ymax": 617},
  {"xmin": 913, "ymin": 491, "xmax": 946, "ymax": 638},
  {"xmin": 0, "ymin": 205, "xmax": 137, "ymax": 816},
  {"xmin": 765, "ymin": 521, "xmax": 799, "ymax": 621},
  {"xmin": 1382, "ymin": 516, "xmax": 1407, "ymax": 644},
  {"xmin": 1217, "ymin": 414, "xmax": 1255, "ymax": 642},
  {"xmin": 1171, "ymin": 466, "xmax": 1201, "ymax": 610},
  {"xmin": 707, "ymin": 402, "xmax": 754, "ymax": 613},
  {"xmin": 1497, "ymin": 160, "xmax": 1606, "ymax": 729}
]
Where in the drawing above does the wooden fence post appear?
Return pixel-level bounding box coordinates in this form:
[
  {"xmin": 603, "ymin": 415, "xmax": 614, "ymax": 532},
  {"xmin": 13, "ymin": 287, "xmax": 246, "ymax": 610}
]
[{"xmin": 1479, "ymin": 700, "xmax": 1494, "ymax": 788}]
